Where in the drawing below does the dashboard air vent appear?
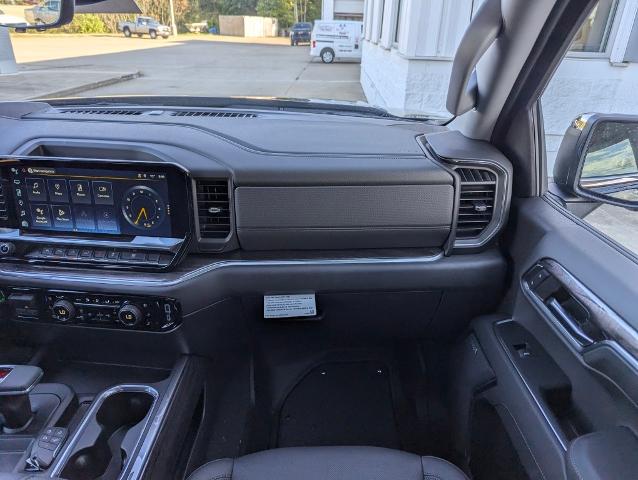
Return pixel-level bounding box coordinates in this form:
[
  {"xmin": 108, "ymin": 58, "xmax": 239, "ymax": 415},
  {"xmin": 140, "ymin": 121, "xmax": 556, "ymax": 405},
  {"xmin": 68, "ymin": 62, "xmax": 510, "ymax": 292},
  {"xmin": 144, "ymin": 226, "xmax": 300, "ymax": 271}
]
[
  {"xmin": 455, "ymin": 167, "xmax": 497, "ymax": 239},
  {"xmin": 170, "ymin": 111, "xmax": 257, "ymax": 118},
  {"xmin": 0, "ymin": 182, "xmax": 9, "ymax": 222},
  {"xmin": 196, "ymin": 180, "xmax": 231, "ymax": 239},
  {"xmin": 58, "ymin": 109, "xmax": 144, "ymax": 116}
]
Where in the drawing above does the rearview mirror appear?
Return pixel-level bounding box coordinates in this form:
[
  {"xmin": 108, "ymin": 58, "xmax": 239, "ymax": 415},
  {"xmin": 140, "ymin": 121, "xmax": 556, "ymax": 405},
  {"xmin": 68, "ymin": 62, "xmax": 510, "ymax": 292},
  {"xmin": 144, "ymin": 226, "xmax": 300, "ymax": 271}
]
[
  {"xmin": 0, "ymin": 0, "xmax": 74, "ymax": 30},
  {"xmin": 553, "ymin": 113, "xmax": 638, "ymax": 211}
]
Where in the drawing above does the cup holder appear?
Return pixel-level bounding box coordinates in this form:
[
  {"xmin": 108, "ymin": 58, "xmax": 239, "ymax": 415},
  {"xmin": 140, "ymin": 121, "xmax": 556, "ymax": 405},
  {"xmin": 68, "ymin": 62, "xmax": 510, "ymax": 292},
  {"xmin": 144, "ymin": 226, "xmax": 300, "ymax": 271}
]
[{"xmin": 59, "ymin": 389, "xmax": 156, "ymax": 480}]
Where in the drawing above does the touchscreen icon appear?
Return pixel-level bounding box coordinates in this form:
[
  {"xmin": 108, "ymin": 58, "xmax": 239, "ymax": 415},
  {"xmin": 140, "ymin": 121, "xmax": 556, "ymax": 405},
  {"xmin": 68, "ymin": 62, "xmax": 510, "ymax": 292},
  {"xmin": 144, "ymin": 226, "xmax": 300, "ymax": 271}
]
[
  {"xmin": 92, "ymin": 181, "xmax": 114, "ymax": 206},
  {"xmin": 26, "ymin": 178, "xmax": 47, "ymax": 201},
  {"xmin": 70, "ymin": 180, "xmax": 91, "ymax": 204},
  {"xmin": 73, "ymin": 205, "xmax": 96, "ymax": 231},
  {"xmin": 52, "ymin": 205, "xmax": 73, "ymax": 229},
  {"xmin": 96, "ymin": 207, "xmax": 119, "ymax": 233},
  {"xmin": 30, "ymin": 204, "xmax": 51, "ymax": 227},
  {"xmin": 47, "ymin": 179, "xmax": 69, "ymax": 202}
]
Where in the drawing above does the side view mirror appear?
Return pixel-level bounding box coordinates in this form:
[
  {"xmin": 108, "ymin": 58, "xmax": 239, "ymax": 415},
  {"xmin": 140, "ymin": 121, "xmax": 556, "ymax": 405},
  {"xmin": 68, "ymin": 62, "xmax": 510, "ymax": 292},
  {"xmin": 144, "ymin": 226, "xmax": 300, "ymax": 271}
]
[
  {"xmin": 554, "ymin": 113, "xmax": 638, "ymax": 211},
  {"xmin": 0, "ymin": 0, "xmax": 74, "ymax": 31}
]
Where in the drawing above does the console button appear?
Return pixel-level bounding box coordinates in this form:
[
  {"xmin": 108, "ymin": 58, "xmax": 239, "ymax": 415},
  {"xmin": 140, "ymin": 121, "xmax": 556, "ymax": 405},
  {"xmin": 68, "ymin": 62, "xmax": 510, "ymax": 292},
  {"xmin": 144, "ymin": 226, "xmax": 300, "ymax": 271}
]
[
  {"xmin": 47, "ymin": 179, "xmax": 69, "ymax": 203},
  {"xmin": 120, "ymin": 251, "xmax": 146, "ymax": 262},
  {"xmin": 0, "ymin": 242, "xmax": 15, "ymax": 256},
  {"xmin": 117, "ymin": 304, "xmax": 143, "ymax": 327},
  {"xmin": 53, "ymin": 248, "xmax": 66, "ymax": 257},
  {"xmin": 146, "ymin": 253, "xmax": 160, "ymax": 263},
  {"xmin": 94, "ymin": 250, "xmax": 106, "ymax": 259},
  {"xmin": 51, "ymin": 299, "xmax": 76, "ymax": 322},
  {"xmin": 66, "ymin": 248, "xmax": 79, "ymax": 258},
  {"xmin": 26, "ymin": 178, "xmax": 47, "ymax": 201},
  {"xmin": 8, "ymin": 292, "xmax": 39, "ymax": 318},
  {"xmin": 106, "ymin": 251, "xmax": 119, "ymax": 260},
  {"xmin": 40, "ymin": 246, "xmax": 54, "ymax": 257},
  {"xmin": 79, "ymin": 249, "xmax": 93, "ymax": 259}
]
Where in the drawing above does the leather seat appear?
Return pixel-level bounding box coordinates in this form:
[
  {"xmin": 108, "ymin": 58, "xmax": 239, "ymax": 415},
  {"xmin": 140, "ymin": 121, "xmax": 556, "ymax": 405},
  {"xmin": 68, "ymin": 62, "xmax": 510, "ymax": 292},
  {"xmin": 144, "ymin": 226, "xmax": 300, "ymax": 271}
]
[{"xmin": 188, "ymin": 446, "xmax": 469, "ymax": 480}]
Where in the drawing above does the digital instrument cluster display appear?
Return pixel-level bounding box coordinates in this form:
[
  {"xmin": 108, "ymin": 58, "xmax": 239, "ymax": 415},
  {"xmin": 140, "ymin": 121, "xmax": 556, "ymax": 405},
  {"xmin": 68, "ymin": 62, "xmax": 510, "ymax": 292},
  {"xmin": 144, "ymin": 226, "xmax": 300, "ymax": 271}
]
[{"xmin": 10, "ymin": 164, "xmax": 176, "ymax": 237}]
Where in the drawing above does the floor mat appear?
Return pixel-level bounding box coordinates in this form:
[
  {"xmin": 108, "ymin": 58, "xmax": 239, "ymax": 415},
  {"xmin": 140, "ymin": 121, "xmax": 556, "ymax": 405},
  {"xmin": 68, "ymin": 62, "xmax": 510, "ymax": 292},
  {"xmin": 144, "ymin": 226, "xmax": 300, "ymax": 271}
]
[{"xmin": 276, "ymin": 361, "xmax": 401, "ymax": 449}]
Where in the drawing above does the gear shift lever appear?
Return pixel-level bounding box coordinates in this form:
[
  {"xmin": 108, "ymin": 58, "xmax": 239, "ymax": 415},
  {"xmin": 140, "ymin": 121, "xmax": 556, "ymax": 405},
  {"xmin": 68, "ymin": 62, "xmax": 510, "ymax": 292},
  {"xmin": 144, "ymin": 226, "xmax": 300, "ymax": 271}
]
[{"xmin": 0, "ymin": 365, "xmax": 43, "ymax": 433}]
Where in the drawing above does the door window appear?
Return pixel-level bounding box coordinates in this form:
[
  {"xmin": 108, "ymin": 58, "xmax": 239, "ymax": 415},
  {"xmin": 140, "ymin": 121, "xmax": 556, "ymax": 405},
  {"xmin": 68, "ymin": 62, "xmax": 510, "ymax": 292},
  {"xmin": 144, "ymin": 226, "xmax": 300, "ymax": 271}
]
[{"xmin": 542, "ymin": 0, "xmax": 638, "ymax": 256}]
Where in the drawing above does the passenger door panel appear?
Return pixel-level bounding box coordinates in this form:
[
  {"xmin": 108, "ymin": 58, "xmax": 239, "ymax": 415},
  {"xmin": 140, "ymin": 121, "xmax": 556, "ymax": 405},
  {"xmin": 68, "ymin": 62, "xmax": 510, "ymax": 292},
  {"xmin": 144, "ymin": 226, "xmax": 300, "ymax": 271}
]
[{"xmin": 461, "ymin": 196, "xmax": 638, "ymax": 480}]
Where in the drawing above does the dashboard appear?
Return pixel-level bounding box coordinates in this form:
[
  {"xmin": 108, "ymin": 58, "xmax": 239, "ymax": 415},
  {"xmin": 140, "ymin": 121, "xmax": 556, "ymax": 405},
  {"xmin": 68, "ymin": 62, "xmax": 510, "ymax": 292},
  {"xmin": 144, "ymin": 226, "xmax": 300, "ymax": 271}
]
[{"xmin": 0, "ymin": 100, "xmax": 511, "ymax": 338}]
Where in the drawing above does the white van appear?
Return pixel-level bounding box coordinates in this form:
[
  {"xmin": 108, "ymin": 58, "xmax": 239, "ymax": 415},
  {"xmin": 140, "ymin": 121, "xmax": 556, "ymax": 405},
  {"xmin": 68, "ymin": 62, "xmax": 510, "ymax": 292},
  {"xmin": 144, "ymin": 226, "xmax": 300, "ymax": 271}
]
[{"xmin": 310, "ymin": 20, "xmax": 363, "ymax": 64}]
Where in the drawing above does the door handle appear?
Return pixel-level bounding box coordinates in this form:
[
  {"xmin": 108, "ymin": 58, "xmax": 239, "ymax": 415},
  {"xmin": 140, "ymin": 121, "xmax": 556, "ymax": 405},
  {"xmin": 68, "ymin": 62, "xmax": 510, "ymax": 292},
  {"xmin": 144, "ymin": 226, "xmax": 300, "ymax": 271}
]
[{"xmin": 546, "ymin": 297, "xmax": 595, "ymax": 347}]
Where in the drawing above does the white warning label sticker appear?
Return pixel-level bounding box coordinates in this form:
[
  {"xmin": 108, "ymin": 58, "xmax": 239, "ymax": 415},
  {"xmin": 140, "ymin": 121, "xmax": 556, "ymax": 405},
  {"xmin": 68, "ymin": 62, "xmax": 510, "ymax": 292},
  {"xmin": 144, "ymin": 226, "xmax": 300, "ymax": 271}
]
[{"xmin": 263, "ymin": 294, "xmax": 317, "ymax": 319}]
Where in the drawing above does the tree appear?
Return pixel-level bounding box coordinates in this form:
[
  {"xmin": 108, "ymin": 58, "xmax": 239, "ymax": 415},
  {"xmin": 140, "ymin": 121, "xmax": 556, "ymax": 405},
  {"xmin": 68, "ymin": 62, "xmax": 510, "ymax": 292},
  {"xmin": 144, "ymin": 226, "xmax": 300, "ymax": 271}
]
[
  {"xmin": 256, "ymin": 0, "xmax": 294, "ymax": 27},
  {"xmin": 217, "ymin": 0, "xmax": 258, "ymax": 15},
  {"xmin": 290, "ymin": 0, "xmax": 321, "ymax": 22}
]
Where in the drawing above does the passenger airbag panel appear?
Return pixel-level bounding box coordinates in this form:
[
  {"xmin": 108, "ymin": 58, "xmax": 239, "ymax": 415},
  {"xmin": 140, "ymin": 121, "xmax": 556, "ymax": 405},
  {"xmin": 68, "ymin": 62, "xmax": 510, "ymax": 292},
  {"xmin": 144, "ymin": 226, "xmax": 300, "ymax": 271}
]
[{"xmin": 235, "ymin": 185, "xmax": 454, "ymax": 250}]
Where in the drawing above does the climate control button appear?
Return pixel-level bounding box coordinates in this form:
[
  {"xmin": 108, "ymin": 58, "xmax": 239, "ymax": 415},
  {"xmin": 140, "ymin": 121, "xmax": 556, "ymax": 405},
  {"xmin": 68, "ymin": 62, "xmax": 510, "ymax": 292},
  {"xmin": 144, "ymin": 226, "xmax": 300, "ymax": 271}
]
[
  {"xmin": 117, "ymin": 304, "xmax": 143, "ymax": 327},
  {"xmin": 51, "ymin": 300, "xmax": 76, "ymax": 322}
]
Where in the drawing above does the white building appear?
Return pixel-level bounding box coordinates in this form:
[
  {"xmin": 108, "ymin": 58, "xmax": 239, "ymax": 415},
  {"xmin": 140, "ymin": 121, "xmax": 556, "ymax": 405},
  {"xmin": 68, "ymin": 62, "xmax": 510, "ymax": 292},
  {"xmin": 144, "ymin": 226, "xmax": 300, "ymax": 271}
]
[
  {"xmin": 322, "ymin": 0, "xmax": 365, "ymax": 21},
  {"xmin": 361, "ymin": 0, "xmax": 638, "ymax": 167}
]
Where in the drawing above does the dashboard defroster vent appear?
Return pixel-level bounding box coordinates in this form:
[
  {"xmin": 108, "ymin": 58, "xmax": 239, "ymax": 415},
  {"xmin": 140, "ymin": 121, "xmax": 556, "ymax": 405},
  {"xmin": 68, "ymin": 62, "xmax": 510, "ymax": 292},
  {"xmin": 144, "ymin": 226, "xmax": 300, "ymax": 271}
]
[
  {"xmin": 57, "ymin": 109, "xmax": 144, "ymax": 116},
  {"xmin": 455, "ymin": 167, "xmax": 497, "ymax": 239},
  {"xmin": 170, "ymin": 111, "xmax": 257, "ymax": 118},
  {"xmin": 196, "ymin": 180, "xmax": 231, "ymax": 239}
]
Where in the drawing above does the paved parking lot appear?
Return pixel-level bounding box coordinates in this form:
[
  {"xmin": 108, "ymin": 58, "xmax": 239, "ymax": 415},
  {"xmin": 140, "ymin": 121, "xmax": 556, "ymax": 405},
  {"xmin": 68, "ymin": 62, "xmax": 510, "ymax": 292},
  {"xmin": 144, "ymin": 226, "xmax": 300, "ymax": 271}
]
[{"xmin": 8, "ymin": 34, "xmax": 365, "ymax": 101}]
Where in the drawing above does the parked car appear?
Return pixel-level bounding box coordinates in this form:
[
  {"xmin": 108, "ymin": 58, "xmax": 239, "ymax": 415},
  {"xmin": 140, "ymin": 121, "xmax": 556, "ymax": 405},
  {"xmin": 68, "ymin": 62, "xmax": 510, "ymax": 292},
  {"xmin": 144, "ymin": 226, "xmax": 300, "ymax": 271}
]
[
  {"xmin": 23, "ymin": 0, "xmax": 59, "ymax": 25},
  {"xmin": 310, "ymin": 20, "xmax": 363, "ymax": 63},
  {"xmin": 290, "ymin": 22, "xmax": 312, "ymax": 46},
  {"xmin": 117, "ymin": 16, "xmax": 170, "ymax": 39},
  {"xmin": 0, "ymin": 9, "xmax": 29, "ymax": 28}
]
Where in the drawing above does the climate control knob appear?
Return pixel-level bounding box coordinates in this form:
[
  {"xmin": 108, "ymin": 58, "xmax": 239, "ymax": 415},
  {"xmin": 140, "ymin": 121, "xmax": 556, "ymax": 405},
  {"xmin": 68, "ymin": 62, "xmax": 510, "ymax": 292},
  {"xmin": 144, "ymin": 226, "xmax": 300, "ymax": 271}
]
[
  {"xmin": 117, "ymin": 304, "xmax": 143, "ymax": 327},
  {"xmin": 52, "ymin": 300, "xmax": 76, "ymax": 323}
]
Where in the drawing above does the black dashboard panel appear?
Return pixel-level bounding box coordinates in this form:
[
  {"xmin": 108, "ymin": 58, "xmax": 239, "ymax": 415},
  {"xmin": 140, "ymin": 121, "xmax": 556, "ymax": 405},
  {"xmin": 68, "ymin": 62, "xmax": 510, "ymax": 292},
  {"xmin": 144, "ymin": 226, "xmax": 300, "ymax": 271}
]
[
  {"xmin": 0, "ymin": 101, "xmax": 511, "ymax": 343},
  {"xmin": 235, "ymin": 184, "xmax": 454, "ymax": 250}
]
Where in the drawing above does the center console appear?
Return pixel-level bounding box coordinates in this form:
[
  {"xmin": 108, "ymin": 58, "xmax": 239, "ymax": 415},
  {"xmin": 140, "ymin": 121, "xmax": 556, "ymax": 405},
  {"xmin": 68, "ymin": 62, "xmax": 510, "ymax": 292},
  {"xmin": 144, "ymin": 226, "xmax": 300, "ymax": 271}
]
[
  {"xmin": 0, "ymin": 156, "xmax": 192, "ymax": 271},
  {"xmin": 0, "ymin": 357, "xmax": 203, "ymax": 480}
]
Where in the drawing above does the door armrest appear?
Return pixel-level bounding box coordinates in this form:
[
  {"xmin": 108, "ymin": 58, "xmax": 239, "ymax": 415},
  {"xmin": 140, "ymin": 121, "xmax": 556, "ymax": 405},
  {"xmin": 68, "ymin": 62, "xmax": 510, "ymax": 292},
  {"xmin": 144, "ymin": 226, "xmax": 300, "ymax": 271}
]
[{"xmin": 566, "ymin": 427, "xmax": 638, "ymax": 480}]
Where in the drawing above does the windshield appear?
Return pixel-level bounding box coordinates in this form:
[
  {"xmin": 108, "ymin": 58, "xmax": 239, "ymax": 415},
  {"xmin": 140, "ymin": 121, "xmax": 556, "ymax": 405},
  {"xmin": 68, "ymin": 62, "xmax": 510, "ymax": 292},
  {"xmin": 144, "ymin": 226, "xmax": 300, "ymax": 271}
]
[
  {"xmin": 0, "ymin": 0, "xmax": 615, "ymax": 124},
  {"xmin": 0, "ymin": 0, "xmax": 433, "ymax": 119}
]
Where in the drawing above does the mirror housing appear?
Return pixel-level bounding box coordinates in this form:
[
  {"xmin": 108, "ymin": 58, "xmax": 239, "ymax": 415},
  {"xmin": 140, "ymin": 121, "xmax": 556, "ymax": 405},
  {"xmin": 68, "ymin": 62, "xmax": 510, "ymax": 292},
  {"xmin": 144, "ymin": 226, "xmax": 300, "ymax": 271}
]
[
  {"xmin": 553, "ymin": 113, "xmax": 638, "ymax": 211},
  {"xmin": 0, "ymin": 0, "xmax": 74, "ymax": 30}
]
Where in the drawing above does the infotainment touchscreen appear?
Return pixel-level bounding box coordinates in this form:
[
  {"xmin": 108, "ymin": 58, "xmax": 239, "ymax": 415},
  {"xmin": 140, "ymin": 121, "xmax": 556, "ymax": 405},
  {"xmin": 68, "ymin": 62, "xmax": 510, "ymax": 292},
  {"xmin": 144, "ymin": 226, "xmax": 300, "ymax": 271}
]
[{"xmin": 9, "ymin": 164, "xmax": 178, "ymax": 237}]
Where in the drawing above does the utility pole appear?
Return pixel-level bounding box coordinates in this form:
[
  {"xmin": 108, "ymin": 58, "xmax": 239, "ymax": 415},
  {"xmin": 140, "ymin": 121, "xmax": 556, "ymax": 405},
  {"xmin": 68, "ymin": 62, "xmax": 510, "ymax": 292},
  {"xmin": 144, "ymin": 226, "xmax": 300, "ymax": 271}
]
[
  {"xmin": 168, "ymin": 0, "xmax": 178, "ymax": 36},
  {"xmin": 0, "ymin": 28, "xmax": 18, "ymax": 75}
]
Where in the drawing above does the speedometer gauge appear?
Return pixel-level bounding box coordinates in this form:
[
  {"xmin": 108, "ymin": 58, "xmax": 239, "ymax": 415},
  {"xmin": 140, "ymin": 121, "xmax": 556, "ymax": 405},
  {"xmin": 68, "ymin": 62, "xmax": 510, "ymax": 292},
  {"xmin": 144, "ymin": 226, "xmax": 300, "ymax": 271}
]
[{"xmin": 122, "ymin": 186, "xmax": 166, "ymax": 231}]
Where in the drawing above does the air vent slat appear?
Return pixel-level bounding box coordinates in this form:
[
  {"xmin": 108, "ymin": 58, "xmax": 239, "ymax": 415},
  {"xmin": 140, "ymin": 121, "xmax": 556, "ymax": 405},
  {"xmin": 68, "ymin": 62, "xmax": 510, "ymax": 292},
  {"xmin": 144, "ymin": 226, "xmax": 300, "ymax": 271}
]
[
  {"xmin": 196, "ymin": 179, "xmax": 231, "ymax": 239},
  {"xmin": 455, "ymin": 167, "xmax": 497, "ymax": 240},
  {"xmin": 171, "ymin": 111, "xmax": 257, "ymax": 118},
  {"xmin": 0, "ymin": 183, "xmax": 8, "ymax": 222},
  {"xmin": 58, "ymin": 108, "xmax": 144, "ymax": 116}
]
